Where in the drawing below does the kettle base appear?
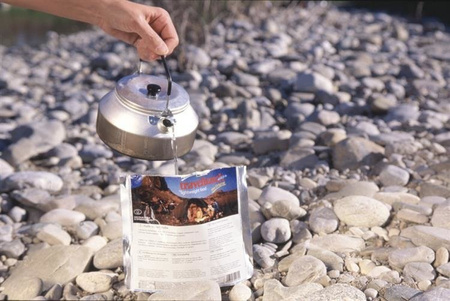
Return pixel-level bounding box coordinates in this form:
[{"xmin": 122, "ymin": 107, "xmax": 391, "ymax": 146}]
[{"xmin": 96, "ymin": 113, "xmax": 196, "ymax": 161}]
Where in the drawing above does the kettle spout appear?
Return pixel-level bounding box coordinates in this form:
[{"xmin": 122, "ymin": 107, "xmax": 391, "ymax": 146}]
[{"xmin": 157, "ymin": 116, "xmax": 176, "ymax": 134}]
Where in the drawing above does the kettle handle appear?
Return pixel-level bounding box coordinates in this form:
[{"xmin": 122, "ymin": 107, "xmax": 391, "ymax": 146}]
[{"xmin": 137, "ymin": 57, "xmax": 172, "ymax": 96}]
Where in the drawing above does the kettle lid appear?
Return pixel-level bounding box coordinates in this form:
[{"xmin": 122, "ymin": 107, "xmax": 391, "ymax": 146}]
[{"xmin": 116, "ymin": 74, "xmax": 189, "ymax": 113}]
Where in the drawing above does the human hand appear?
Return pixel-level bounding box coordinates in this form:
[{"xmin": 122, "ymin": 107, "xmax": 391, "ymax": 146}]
[{"xmin": 96, "ymin": 0, "xmax": 179, "ymax": 61}]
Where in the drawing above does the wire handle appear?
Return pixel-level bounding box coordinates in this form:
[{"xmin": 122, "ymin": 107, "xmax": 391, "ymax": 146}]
[{"xmin": 161, "ymin": 56, "xmax": 172, "ymax": 96}]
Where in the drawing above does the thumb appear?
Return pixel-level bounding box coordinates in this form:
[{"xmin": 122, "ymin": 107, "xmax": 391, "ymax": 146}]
[{"xmin": 135, "ymin": 19, "xmax": 169, "ymax": 55}]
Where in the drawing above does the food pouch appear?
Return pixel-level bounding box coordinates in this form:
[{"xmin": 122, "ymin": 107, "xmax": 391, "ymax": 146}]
[{"xmin": 120, "ymin": 166, "xmax": 253, "ymax": 292}]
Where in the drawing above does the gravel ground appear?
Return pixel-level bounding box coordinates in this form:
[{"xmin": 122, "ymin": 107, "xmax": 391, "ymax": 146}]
[{"xmin": 1, "ymin": 2, "xmax": 450, "ymax": 300}]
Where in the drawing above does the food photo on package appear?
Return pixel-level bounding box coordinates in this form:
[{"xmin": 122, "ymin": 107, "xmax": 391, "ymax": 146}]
[{"xmin": 120, "ymin": 166, "xmax": 253, "ymax": 292}]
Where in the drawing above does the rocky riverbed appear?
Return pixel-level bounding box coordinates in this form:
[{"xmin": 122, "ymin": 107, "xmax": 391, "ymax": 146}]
[{"xmin": 1, "ymin": 2, "xmax": 450, "ymax": 300}]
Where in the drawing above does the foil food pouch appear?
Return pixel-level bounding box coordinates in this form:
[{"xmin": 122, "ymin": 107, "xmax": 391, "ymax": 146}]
[{"xmin": 120, "ymin": 166, "xmax": 253, "ymax": 292}]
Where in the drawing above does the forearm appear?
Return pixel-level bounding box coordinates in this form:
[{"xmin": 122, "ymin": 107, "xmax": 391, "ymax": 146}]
[{"xmin": 1, "ymin": 0, "xmax": 111, "ymax": 26}]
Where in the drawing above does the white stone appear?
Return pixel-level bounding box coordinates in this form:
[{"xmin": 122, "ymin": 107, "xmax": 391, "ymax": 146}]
[
  {"xmin": 40, "ymin": 209, "xmax": 85, "ymax": 226},
  {"xmin": 334, "ymin": 196, "xmax": 390, "ymax": 227},
  {"xmin": 148, "ymin": 280, "xmax": 221, "ymax": 300},
  {"xmin": 379, "ymin": 165, "xmax": 410, "ymax": 187},
  {"xmin": 388, "ymin": 246, "xmax": 435, "ymax": 270},
  {"xmin": 263, "ymin": 279, "xmax": 323, "ymax": 301},
  {"xmin": 36, "ymin": 224, "xmax": 71, "ymax": 245},
  {"xmin": 258, "ymin": 186, "xmax": 299, "ymax": 208},
  {"xmin": 284, "ymin": 255, "xmax": 327, "ymax": 287},
  {"xmin": 76, "ymin": 272, "xmax": 115, "ymax": 293},
  {"xmin": 228, "ymin": 283, "xmax": 252, "ymax": 301},
  {"xmin": 82, "ymin": 236, "xmax": 108, "ymax": 253},
  {"xmin": 76, "ymin": 221, "xmax": 99, "ymax": 240},
  {"xmin": 310, "ymin": 234, "xmax": 365, "ymax": 253},
  {"xmin": 303, "ymin": 283, "xmax": 366, "ymax": 301},
  {"xmin": 261, "ymin": 218, "xmax": 291, "ymax": 243},
  {"xmin": 374, "ymin": 192, "xmax": 420, "ymax": 206},
  {"xmin": 435, "ymin": 247, "xmax": 449, "ymax": 268}
]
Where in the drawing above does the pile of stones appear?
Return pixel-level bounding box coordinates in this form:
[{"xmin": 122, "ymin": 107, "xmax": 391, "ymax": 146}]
[{"xmin": 1, "ymin": 2, "xmax": 450, "ymax": 300}]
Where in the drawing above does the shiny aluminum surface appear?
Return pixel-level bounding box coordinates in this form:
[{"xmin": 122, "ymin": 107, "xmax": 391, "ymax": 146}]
[{"xmin": 96, "ymin": 74, "xmax": 198, "ymax": 161}]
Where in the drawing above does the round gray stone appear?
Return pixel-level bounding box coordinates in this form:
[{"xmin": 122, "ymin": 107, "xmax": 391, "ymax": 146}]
[
  {"xmin": 2, "ymin": 277, "xmax": 43, "ymax": 300},
  {"xmin": 93, "ymin": 238, "xmax": 123, "ymax": 270},
  {"xmin": 379, "ymin": 165, "xmax": 410, "ymax": 187},
  {"xmin": 284, "ymin": 255, "xmax": 327, "ymax": 287},
  {"xmin": 309, "ymin": 207, "xmax": 339, "ymax": 234},
  {"xmin": 261, "ymin": 218, "xmax": 291, "ymax": 243},
  {"xmin": 253, "ymin": 244, "xmax": 275, "ymax": 269},
  {"xmin": 388, "ymin": 246, "xmax": 435, "ymax": 270},
  {"xmin": 403, "ymin": 262, "xmax": 436, "ymax": 282},
  {"xmin": 76, "ymin": 272, "xmax": 115, "ymax": 293},
  {"xmin": 332, "ymin": 137, "xmax": 384, "ymax": 171}
]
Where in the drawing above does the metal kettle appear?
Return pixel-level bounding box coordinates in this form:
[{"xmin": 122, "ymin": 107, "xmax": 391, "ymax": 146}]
[{"xmin": 96, "ymin": 57, "xmax": 198, "ymax": 161}]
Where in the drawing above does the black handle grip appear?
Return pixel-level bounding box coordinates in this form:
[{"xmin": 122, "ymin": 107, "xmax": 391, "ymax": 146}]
[{"xmin": 161, "ymin": 56, "xmax": 172, "ymax": 96}]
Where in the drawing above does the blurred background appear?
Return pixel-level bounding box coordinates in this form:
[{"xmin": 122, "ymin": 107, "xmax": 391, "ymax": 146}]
[{"xmin": 0, "ymin": 1, "xmax": 444, "ymax": 48}]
